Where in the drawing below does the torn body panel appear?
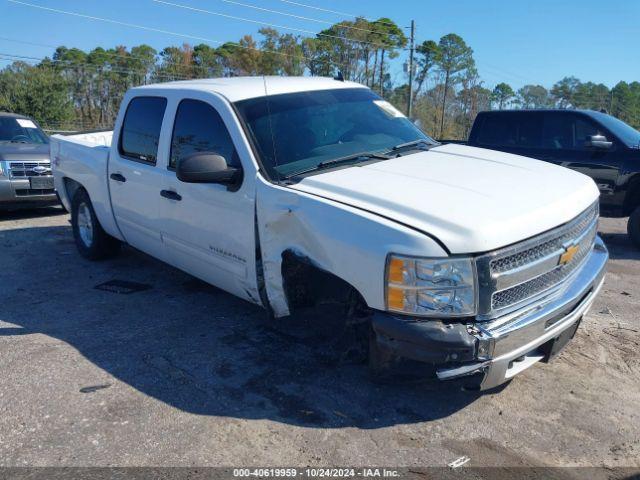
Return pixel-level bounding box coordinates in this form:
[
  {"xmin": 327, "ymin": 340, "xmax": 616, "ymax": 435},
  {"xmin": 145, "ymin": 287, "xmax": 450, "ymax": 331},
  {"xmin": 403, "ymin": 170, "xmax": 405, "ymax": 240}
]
[{"xmin": 255, "ymin": 177, "xmax": 448, "ymax": 317}]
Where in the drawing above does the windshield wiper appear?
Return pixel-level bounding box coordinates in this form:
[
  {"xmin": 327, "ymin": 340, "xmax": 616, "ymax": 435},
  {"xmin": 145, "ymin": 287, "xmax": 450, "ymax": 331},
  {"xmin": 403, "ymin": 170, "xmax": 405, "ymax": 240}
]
[
  {"xmin": 391, "ymin": 139, "xmax": 436, "ymax": 153},
  {"xmin": 284, "ymin": 151, "xmax": 391, "ymax": 178},
  {"xmin": 317, "ymin": 151, "xmax": 391, "ymax": 168}
]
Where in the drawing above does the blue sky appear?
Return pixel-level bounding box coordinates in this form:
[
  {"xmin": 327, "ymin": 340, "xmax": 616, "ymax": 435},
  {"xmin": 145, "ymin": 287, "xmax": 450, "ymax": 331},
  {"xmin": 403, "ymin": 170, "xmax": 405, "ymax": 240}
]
[{"xmin": 0, "ymin": 0, "xmax": 637, "ymax": 90}]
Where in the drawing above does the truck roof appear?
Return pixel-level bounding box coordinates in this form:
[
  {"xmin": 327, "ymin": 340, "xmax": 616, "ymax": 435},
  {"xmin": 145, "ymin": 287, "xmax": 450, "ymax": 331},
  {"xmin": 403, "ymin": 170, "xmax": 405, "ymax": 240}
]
[
  {"xmin": 133, "ymin": 76, "xmax": 367, "ymax": 102},
  {"xmin": 478, "ymin": 108, "xmax": 610, "ymax": 118}
]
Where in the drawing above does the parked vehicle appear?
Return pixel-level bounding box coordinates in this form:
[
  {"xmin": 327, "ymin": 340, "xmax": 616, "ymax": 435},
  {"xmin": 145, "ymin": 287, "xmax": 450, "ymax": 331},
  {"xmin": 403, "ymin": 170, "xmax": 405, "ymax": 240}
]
[
  {"xmin": 0, "ymin": 113, "xmax": 57, "ymax": 210},
  {"xmin": 455, "ymin": 109, "xmax": 640, "ymax": 246},
  {"xmin": 51, "ymin": 77, "xmax": 608, "ymax": 390}
]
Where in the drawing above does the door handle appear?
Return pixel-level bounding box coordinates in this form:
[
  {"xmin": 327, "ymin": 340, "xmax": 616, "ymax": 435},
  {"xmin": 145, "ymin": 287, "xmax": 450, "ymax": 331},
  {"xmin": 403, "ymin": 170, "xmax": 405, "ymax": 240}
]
[
  {"xmin": 160, "ymin": 190, "xmax": 182, "ymax": 201},
  {"xmin": 110, "ymin": 173, "xmax": 126, "ymax": 183}
]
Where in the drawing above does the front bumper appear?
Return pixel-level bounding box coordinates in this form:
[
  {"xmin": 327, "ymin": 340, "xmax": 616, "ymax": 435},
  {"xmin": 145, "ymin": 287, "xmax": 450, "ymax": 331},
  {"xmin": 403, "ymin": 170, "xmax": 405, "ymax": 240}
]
[
  {"xmin": 0, "ymin": 177, "xmax": 58, "ymax": 208},
  {"xmin": 371, "ymin": 235, "xmax": 608, "ymax": 390}
]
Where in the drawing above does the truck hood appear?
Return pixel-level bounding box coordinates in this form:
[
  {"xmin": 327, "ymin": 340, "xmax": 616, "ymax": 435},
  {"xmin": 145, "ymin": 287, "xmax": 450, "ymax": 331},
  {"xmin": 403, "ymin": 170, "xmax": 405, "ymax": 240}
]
[
  {"xmin": 0, "ymin": 143, "xmax": 50, "ymax": 161},
  {"xmin": 288, "ymin": 143, "xmax": 600, "ymax": 254}
]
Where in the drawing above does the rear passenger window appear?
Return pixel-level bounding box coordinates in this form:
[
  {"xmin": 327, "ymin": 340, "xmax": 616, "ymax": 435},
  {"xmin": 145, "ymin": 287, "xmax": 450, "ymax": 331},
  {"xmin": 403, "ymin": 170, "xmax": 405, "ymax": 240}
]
[
  {"xmin": 476, "ymin": 114, "xmax": 542, "ymax": 149},
  {"xmin": 476, "ymin": 115, "xmax": 517, "ymax": 147},
  {"xmin": 119, "ymin": 97, "xmax": 167, "ymax": 164},
  {"xmin": 515, "ymin": 115, "xmax": 543, "ymax": 148},
  {"xmin": 169, "ymin": 99, "xmax": 240, "ymax": 170}
]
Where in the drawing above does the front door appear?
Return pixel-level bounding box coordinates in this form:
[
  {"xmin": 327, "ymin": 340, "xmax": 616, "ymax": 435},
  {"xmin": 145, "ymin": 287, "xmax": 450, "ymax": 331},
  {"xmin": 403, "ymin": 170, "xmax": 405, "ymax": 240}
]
[
  {"xmin": 540, "ymin": 112, "xmax": 621, "ymax": 208},
  {"xmin": 158, "ymin": 94, "xmax": 259, "ymax": 304},
  {"xmin": 108, "ymin": 96, "xmax": 168, "ymax": 260}
]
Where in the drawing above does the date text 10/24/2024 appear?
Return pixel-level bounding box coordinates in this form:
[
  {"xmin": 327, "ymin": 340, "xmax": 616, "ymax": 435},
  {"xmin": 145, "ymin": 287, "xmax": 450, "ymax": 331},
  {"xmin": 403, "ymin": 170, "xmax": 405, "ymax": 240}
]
[{"xmin": 233, "ymin": 469, "xmax": 400, "ymax": 478}]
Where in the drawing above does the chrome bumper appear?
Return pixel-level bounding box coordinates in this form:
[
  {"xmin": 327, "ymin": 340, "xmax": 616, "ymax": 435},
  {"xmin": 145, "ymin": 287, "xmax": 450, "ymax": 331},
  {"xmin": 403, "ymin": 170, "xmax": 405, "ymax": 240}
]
[{"xmin": 437, "ymin": 235, "xmax": 608, "ymax": 390}]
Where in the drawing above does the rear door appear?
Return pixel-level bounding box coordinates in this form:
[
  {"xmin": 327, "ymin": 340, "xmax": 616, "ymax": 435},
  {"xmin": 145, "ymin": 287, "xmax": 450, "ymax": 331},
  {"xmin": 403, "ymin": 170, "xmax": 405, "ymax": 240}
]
[
  {"xmin": 471, "ymin": 112, "xmax": 544, "ymax": 159},
  {"xmin": 108, "ymin": 96, "xmax": 168, "ymax": 260},
  {"xmin": 541, "ymin": 111, "xmax": 621, "ymax": 201},
  {"xmin": 157, "ymin": 93, "xmax": 260, "ymax": 304}
]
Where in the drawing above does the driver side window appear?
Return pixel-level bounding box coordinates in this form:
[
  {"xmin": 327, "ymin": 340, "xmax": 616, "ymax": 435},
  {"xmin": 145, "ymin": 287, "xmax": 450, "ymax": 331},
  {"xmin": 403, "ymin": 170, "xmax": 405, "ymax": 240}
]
[
  {"xmin": 574, "ymin": 116, "xmax": 604, "ymax": 150},
  {"xmin": 542, "ymin": 113, "xmax": 605, "ymax": 151},
  {"xmin": 169, "ymin": 99, "xmax": 240, "ymax": 170}
]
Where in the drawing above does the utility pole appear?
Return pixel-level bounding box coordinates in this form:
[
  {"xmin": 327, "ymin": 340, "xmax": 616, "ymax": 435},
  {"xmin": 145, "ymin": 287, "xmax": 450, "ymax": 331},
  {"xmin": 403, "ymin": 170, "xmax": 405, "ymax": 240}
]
[{"xmin": 407, "ymin": 19, "xmax": 415, "ymax": 118}]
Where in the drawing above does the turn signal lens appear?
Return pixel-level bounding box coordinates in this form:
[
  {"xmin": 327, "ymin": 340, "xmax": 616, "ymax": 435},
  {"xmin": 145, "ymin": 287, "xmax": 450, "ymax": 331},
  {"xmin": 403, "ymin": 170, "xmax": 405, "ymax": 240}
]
[
  {"xmin": 386, "ymin": 286, "xmax": 406, "ymax": 310},
  {"xmin": 387, "ymin": 257, "xmax": 406, "ymax": 284}
]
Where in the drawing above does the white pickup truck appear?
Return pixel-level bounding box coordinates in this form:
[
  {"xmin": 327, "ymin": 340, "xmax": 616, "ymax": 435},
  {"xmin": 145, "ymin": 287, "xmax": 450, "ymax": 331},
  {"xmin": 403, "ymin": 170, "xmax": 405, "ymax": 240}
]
[{"xmin": 51, "ymin": 76, "xmax": 608, "ymax": 390}]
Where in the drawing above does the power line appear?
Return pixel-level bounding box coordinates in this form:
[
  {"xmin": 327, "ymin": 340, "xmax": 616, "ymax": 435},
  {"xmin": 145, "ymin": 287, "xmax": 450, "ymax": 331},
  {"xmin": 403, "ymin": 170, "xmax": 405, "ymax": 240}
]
[
  {"xmin": 214, "ymin": 0, "xmax": 392, "ymax": 37},
  {"xmin": 276, "ymin": 0, "xmax": 398, "ymax": 27},
  {"xmin": 10, "ymin": 0, "xmax": 630, "ymax": 119},
  {"xmin": 6, "ymin": 0, "xmax": 409, "ymax": 82},
  {"xmin": 5, "ymin": 0, "xmax": 314, "ymax": 65},
  {"xmin": 7, "ymin": 0, "xmax": 395, "ymax": 75},
  {"xmin": 150, "ymin": 0, "xmax": 393, "ymax": 50}
]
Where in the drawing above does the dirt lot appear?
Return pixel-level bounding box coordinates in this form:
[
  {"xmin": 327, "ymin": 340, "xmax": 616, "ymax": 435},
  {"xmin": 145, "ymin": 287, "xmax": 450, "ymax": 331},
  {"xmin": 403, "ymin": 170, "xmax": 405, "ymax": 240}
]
[{"xmin": 0, "ymin": 207, "xmax": 638, "ymax": 472}]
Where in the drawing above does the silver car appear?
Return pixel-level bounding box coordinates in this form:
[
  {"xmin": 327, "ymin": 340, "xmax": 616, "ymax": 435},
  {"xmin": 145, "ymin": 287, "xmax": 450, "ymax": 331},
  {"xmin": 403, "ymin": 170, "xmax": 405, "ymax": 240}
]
[{"xmin": 0, "ymin": 113, "xmax": 58, "ymax": 210}]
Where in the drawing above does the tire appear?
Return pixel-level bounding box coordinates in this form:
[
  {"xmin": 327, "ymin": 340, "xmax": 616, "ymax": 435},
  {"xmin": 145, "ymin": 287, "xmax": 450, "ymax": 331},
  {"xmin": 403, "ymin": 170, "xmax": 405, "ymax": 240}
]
[
  {"xmin": 71, "ymin": 188, "xmax": 121, "ymax": 260},
  {"xmin": 628, "ymin": 206, "xmax": 640, "ymax": 249}
]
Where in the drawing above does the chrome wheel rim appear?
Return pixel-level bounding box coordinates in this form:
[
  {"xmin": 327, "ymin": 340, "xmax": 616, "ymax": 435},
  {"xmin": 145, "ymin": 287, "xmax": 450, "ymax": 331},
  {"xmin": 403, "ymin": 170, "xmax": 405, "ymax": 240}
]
[{"xmin": 77, "ymin": 202, "xmax": 93, "ymax": 247}]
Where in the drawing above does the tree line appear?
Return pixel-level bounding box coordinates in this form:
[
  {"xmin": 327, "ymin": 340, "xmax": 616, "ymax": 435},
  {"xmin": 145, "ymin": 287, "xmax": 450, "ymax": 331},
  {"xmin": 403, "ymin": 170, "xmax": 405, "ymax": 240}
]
[{"xmin": 0, "ymin": 17, "xmax": 638, "ymax": 139}]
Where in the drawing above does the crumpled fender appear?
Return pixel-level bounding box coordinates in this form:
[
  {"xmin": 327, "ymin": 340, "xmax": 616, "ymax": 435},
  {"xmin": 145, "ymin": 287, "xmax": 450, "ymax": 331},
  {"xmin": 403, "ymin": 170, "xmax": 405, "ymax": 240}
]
[{"xmin": 255, "ymin": 177, "xmax": 448, "ymax": 317}]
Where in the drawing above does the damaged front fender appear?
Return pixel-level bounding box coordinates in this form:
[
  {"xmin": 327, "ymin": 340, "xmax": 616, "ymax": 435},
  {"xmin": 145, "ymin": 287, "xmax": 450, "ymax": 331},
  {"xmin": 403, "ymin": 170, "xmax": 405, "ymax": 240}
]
[{"xmin": 255, "ymin": 177, "xmax": 448, "ymax": 317}]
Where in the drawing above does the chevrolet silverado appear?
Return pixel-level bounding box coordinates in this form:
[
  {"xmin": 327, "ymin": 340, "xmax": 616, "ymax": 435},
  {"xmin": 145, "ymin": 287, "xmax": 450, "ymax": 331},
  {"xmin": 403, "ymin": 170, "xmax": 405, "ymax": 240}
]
[{"xmin": 50, "ymin": 77, "xmax": 608, "ymax": 390}]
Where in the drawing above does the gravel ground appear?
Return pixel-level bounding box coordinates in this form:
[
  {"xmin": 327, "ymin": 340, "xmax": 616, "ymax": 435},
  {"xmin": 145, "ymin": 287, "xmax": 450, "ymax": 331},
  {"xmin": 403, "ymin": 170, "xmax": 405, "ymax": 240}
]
[{"xmin": 0, "ymin": 207, "xmax": 638, "ymax": 473}]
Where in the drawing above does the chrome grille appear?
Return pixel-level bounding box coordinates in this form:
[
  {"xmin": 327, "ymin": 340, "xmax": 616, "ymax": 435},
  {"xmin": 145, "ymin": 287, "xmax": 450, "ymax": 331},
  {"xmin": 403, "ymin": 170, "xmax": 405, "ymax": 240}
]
[
  {"xmin": 9, "ymin": 161, "xmax": 51, "ymax": 178},
  {"xmin": 476, "ymin": 203, "xmax": 599, "ymax": 319},
  {"xmin": 490, "ymin": 204, "xmax": 598, "ymax": 274},
  {"xmin": 491, "ymin": 225, "xmax": 596, "ymax": 310}
]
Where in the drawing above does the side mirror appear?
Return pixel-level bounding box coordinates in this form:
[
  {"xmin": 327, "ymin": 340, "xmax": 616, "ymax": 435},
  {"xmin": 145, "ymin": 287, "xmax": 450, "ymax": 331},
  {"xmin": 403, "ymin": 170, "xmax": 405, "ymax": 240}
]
[
  {"xmin": 176, "ymin": 152, "xmax": 241, "ymax": 185},
  {"xmin": 586, "ymin": 135, "xmax": 613, "ymax": 150}
]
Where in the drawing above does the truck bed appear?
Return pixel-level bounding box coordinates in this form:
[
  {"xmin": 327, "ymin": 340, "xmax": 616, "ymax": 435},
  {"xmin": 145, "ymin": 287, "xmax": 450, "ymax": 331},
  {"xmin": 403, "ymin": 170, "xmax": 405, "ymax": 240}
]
[
  {"xmin": 57, "ymin": 130, "xmax": 114, "ymax": 147},
  {"xmin": 50, "ymin": 130, "xmax": 119, "ymax": 238}
]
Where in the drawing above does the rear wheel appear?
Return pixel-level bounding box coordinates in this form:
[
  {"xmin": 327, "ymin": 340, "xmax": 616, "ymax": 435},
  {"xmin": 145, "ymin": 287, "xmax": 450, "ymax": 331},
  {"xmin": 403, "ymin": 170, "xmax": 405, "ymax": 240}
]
[
  {"xmin": 627, "ymin": 206, "xmax": 640, "ymax": 249},
  {"xmin": 71, "ymin": 189, "xmax": 121, "ymax": 260}
]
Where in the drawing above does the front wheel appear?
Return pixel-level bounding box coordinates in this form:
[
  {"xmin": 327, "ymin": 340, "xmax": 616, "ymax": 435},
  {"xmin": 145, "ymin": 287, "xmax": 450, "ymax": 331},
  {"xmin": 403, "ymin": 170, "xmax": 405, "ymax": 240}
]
[
  {"xmin": 71, "ymin": 189, "xmax": 121, "ymax": 260},
  {"xmin": 627, "ymin": 206, "xmax": 640, "ymax": 249}
]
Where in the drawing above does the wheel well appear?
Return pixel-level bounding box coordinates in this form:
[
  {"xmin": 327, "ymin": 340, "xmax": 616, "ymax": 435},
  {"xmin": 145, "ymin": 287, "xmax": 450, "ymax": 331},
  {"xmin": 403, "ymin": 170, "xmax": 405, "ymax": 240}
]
[
  {"xmin": 280, "ymin": 250, "xmax": 370, "ymax": 318},
  {"xmin": 63, "ymin": 177, "xmax": 84, "ymax": 203}
]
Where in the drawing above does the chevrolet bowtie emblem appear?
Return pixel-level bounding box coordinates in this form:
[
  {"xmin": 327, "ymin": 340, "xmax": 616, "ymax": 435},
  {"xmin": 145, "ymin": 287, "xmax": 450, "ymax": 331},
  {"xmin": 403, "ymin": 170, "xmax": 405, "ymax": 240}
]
[{"xmin": 559, "ymin": 243, "xmax": 579, "ymax": 266}]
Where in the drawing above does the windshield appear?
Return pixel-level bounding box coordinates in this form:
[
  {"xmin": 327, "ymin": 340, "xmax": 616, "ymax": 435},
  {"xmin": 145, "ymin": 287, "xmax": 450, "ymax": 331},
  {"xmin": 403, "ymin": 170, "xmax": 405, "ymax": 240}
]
[
  {"xmin": 0, "ymin": 117, "xmax": 49, "ymax": 144},
  {"xmin": 235, "ymin": 88, "xmax": 434, "ymax": 179},
  {"xmin": 590, "ymin": 111, "xmax": 640, "ymax": 148}
]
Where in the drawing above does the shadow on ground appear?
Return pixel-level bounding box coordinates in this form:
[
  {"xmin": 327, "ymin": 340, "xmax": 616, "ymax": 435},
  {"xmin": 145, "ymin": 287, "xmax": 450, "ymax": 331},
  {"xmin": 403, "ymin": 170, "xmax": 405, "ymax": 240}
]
[
  {"xmin": 0, "ymin": 219, "xmax": 486, "ymax": 429},
  {"xmin": 600, "ymin": 231, "xmax": 640, "ymax": 261},
  {"xmin": 0, "ymin": 205, "xmax": 66, "ymax": 221}
]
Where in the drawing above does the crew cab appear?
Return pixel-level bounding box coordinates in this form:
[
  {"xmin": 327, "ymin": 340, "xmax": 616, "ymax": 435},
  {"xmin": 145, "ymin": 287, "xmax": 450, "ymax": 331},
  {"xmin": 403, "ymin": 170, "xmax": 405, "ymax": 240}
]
[
  {"xmin": 50, "ymin": 77, "xmax": 608, "ymax": 390},
  {"xmin": 0, "ymin": 112, "xmax": 57, "ymax": 210},
  {"xmin": 459, "ymin": 109, "xmax": 640, "ymax": 247}
]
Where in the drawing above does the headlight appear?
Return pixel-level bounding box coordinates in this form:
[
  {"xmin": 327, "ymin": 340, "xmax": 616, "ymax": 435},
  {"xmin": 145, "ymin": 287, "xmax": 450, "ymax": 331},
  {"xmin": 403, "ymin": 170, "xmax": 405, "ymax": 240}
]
[
  {"xmin": 385, "ymin": 254, "xmax": 477, "ymax": 317},
  {"xmin": 0, "ymin": 161, "xmax": 5, "ymax": 176}
]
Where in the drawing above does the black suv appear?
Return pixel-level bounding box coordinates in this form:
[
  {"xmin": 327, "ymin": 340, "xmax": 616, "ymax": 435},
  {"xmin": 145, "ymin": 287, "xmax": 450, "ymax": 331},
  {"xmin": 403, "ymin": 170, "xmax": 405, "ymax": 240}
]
[{"xmin": 466, "ymin": 110, "xmax": 640, "ymax": 246}]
